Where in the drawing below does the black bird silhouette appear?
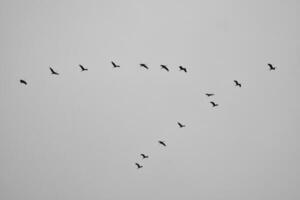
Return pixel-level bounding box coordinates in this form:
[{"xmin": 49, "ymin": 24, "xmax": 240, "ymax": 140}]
[
  {"xmin": 20, "ymin": 79, "xmax": 27, "ymax": 85},
  {"xmin": 49, "ymin": 67, "xmax": 59, "ymax": 75},
  {"xmin": 234, "ymin": 80, "xmax": 242, "ymax": 87},
  {"xmin": 79, "ymin": 64, "xmax": 88, "ymax": 71},
  {"xmin": 177, "ymin": 122, "xmax": 186, "ymax": 128},
  {"xmin": 140, "ymin": 154, "xmax": 149, "ymax": 159},
  {"xmin": 135, "ymin": 163, "xmax": 143, "ymax": 169},
  {"xmin": 160, "ymin": 65, "xmax": 169, "ymax": 72},
  {"xmin": 210, "ymin": 101, "xmax": 219, "ymax": 107},
  {"xmin": 179, "ymin": 66, "xmax": 187, "ymax": 73},
  {"xmin": 140, "ymin": 63, "xmax": 149, "ymax": 69},
  {"xmin": 158, "ymin": 140, "xmax": 167, "ymax": 147},
  {"xmin": 205, "ymin": 93, "xmax": 214, "ymax": 97},
  {"xmin": 268, "ymin": 63, "xmax": 276, "ymax": 71},
  {"xmin": 111, "ymin": 61, "xmax": 120, "ymax": 68}
]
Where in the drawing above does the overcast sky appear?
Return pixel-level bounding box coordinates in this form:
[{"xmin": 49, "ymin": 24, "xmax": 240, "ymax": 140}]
[{"xmin": 1, "ymin": 0, "xmax": 300, "ymax": 199}]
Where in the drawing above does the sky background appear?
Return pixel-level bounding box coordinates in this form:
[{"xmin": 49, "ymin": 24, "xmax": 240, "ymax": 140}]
[{"xmin": 0, "ymin": 0, "xmax": 300, "ymax": 199}]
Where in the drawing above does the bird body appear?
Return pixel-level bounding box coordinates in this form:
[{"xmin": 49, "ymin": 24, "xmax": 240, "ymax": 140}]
[
  {"xmin": 268, "ymin": 63, "xmax": 276, "ymax": 71},
  {"xmin": 140, "ymin": 63, "xmax": 149, "ymax": 69},
  {"xmin": 179, "ymin": 66, "xmax": 187, "ymax": 73},
  {"xmin": 160, "ymin": 65, "xmax": 169, "ymax": 71},
  {"xmin": 111, "ymin": 61, "xmax": 120, "ymax": 68},
  {"xmin": 79, "ymin": 64, "xmax": 88, "ymax": 71},
  {"xmin": 234, "ymin": 80, "xmax": 241, "ymax": 87},
  {"xmin": 205, "ymin": 93, "xmax": 214, "ymax": 97},
  {"xmin": 210, "ymin": 101, "xmax": 219, "ymax": 107},
  {"xmin": 140, "ymin": 154, "xmax": 149, "ymax": 159},
  {"xmin": 135, "ymin": 163, "xmax": 143, "ymax": 169},
  {"xmin": 177, "ymin": 122, "xmax": 186, "ymax": 128},
  {"xmin": 158, "ymin": 140, "xmax": 167, "ymax": 146},
  {"xmin": 20, "ymin": 79, "xmax": 27, "ymax": 85},
  {"xmin": 50, "ymin": 67, "xmax": 59, "ymax": 75}
]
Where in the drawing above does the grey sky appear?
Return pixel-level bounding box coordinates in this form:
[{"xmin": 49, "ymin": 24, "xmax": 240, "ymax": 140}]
[{"xmin": 1, "ymin": 0, "xmax": 300, "ymax": 199}]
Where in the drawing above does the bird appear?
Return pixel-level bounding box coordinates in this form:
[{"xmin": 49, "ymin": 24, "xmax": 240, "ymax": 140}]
[
  {"xmin": 140, "ymin": 154, "xmax": 149, "ymax": 159},
  {"xmin": 234, "ymin": 80, "xmax": 242, "ymax": 87},
  {"xmin": 268, "ymin": 63, "xmax": 276, "ymax": 71},
  {"xmin": 177, "ymin": 122, "xmax": 186, "ymax": 128},
  {"xmin": 160, "ymin": 65, "xmax": 169, "ymax": 72},
  {"xmin": 20, "ymin": 79, "xmax": 27, "ymax": 85},
  {"xmin": 179, "ymin": 66, "xmax": 187, "ymax": 73},
  {"xmin": 140, "ymin": 63, "xmax": 149, "ymax": 69},
  {"xmin": 111, "ymin": 61, "xmax": 120, "ymax": 68},
  {"xmin": 135, "ymin": 163, "xmax": 143, "ymax": 169},
  {"xmin": 205, "ymin": 93, "xmax": 214, "ymax": 97},
  {"xmin": 79, "ymin": 64, "xmax": 88, "ymax": 71},
  {"xmin": 158, "ymin": 140, "xmax": 167, "ymax": 147},
  {"xmin": 49, "ymin": 67, "xmax": 59, "ymax": 75},
  {"xmin": 210, "ymin": 101, "xmax": 219, "ymax": 107}
]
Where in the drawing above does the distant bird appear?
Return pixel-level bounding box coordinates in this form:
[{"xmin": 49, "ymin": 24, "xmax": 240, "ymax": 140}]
[
  {"xmin": 179, "ymin": 66, "xmax": 187, "ymax": 73},
  {"xmin": 160, "ymin": 65, "xmax": 169, "ymax": 72},
  {"xmin": 205, "ymin": 93, "xmax": 214, "ymax": 97},
  {"xmin": 210, "ymin": 101, "xmax": 219, "ymax": 107},
  {"xmin": 140, "ymin": 63, "xmax": 149, "ymax": 69},
  {"xmin": 234, "ymin": 80, "xmax": 242, "ymax": 87},
  {"xmin": 158, "ymin": 140, "xmax": 167, "ymax": 147},
  {"xmin": 140, "ymin": 154, "xmax": 149, "ymax": 159},
  {"xmin": 135, "ymin": 163, "xmax": 143, "ymax": 169},
  {"xmin": 20, "ymin": 79, "xmax": 27, "ymax": 85},
  {"xmin": 268, "ymin": 63, "xmax": 276, "ymax": 71},
  {"xmin": 177, "ymin": 122, "xmax": 186, "ymax": 128},
  {"xmin": 49, "ymin": 67, "xmax": 59, "ymax": 75},
  {"xmin": 111, "ymin": 61, "xmax": 120, "ymax": 68},
  {"xmin": 79, "ymin": 64, "xmax": 88, "ymax": 71}
]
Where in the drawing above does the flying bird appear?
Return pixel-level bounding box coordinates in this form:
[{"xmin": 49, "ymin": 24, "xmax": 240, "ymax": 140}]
[
  {"xmin": 49, "ymin": 67, "xmax": 59, "ymax": 75},
  {"xmin": 205, "ymin": 93, "xmax": 214, "ymax": 97},
  {"xmin": 210, "ymin": 101, "xmax": 219, "ymax": 107},
  {"xmin": 20, "ymin": 79, "xmax": 27, "ymax": 85},
  {"xmin": 158, "ymin": 140, "xmax": 167, "ymax": 147},
  {"xmin": 234, "ymin": 80, "xmax": 242, "ymax": 87},
  {"xmin": 160, "ymin": 65, "xmax": 169, "ymax": 72},
  {"xmin": 135, "ymin": 163, "xmax": 143, "ymax": 169},
  {"xmin": 268, "ymin": 63, "xmax": 276, "ymax": 71},
  {"xmin": 140, "ymin": 154, "xmax": 149, "ymax": 159},
  {"xmin": 79, "ymin": 64, "xmax": 88, "ymax": 71},
  {"xmin": 140, "ymin": 63, "xmax": 149, "ymax": 69},
  {"xmin": 111, "ymin": 61, "xmax": 120, "ymax": 68},
  {"xmin": 179, "ymin": 66, "xmax": 187, "ymax": 73},
  {"xmin": 177, "ymin": 122, "xmax": 186, "ymax": 128}
]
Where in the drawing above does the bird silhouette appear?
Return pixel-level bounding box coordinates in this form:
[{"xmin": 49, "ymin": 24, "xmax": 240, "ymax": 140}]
[
  {"xmin": 79, "ymin": 64, "xmax": 88, "ymax": 71},
  {"xmin": 234, "ymin": 80, "xmax": 242, "ymax": 87},
  {"xmin": 140, "ymin": 154, "xmax": 149, "ymax": 159},
  {"xmin": 210, "ymin": 101, "xmax": 219, "ymax": 107},
  {"xmin": 179, "ymin": 66, "xmax": 187, "ymax": 73},
  {"xmin": 20, "ymin": 79, "xmax": 27, "ymax": 85},
  {"xmin": 140, "ymin": 63, "xmax": 149, "ymax": 69},
  {"xmin": 205, "ymin": 93, "xmax": 214, "ymax": 97},
  {"xmin": 135, "ymin": 163, "xmax": 143, "ymax": 169},
  {"xmin": 158, "ymin": 140, "xmax": 167, "ymax": 146},
  {"xmin": 177, "ymin": 122, "xmax": 186, "ymax": 128},
  {"xmin": 268, "ymin": 63, "xmax": 276, "ymax": 71},
  {"xmin": 160, "ymin": 65, "xmax": 169, "ymax": 72},
  {"xmin": 49, "ymin": 67, "xmax": 59, "ymax": 75},
  {"xmin": 111, "ymin": 61, "xmax": 120, "ymax": 68}
]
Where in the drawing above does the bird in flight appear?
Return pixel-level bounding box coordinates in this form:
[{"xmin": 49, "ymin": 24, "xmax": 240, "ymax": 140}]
[
  {"xmin": 210, "ymin": 101, "xmax": 219, "ymax": 107},
  {"xmin": 140, "ymin": 63, "xmax": 149, "ymax": 69},
  {"xmin": 160, "ymin": 65, "xmax": 169, "ymax": 72},
  {"xmin": 140, "ymin": 154, "xmax": 149, "ymax": 159},
  {"xmin": 177, "ymin": 122, "xmax": 186, "ymax": 128},
  {"xmin": 111, "ymin": 61, "xmax": 120, "ymax": 68},
  {"xmin": 79, "ymin": 64, "xmax": 88, "ymax": 71},
  {"xmin": 20, "ymin": 79, "xmax": 27, "ymax": 85},
  {"xmin": 205, "ymin": 93, "xmax": 214, "ymax": 97},
  {"xmin": 135, "ymin": 163, "xmax": 143, "ymax": 169},
  {"xmin": 179, "ymin": 66, "xmax": 187, "ymax": 73},
  {"xmin": 268, "ymin": 63, "xmax": 276, "ymax": 71},
  {"xmin": 234, "ymin": 80, "xmax": 242, "ymax": 87},
  {"xmin": 49, "ymin": 67, "xmax": 59, "ymax": 75},
  {"xmin": 158, "ymin": 140, "xmax": 167, "ymax": 147}
]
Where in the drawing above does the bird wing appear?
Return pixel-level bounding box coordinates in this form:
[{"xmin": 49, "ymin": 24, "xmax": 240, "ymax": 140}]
[{"xmin": 79, "ymin": 65, "xmax": 84, "ymax": 70}]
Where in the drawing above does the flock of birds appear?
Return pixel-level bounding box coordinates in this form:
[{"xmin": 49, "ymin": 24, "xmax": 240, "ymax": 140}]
[{"xmin": 18, "ymin": 61, "xmax": 277, "ymax": 170}]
